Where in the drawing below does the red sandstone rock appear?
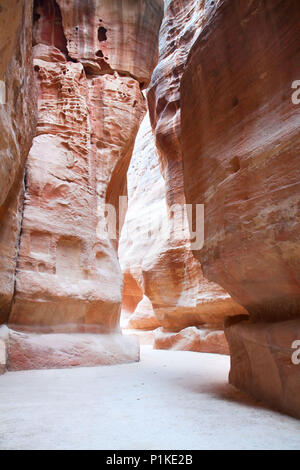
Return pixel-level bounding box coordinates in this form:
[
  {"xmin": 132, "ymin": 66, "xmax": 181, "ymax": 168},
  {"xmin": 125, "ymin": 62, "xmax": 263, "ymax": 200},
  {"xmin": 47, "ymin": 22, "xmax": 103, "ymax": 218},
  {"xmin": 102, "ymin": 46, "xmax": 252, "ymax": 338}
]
[
  {"xmin": 148, "ymin": 0, "xmax": 220, "ymax": 203},
  {"xmin": 225, "ymin": 316, "xmax": 300, "ymax": 419},
  {"xmin": 126, "ymin": 296, "xmax": 161, "ymax": 331},
  {"xmin": 120, "ymin": 109, "xmax": 245, "ymax": 335},
  {"xmin": 9, "ymin": 0, "xmax": 164, "ymax": 339},
  {"xmin": 0, "ymin": 0, "xmax": 37, "ymax": 324},
  {"xmin": 144, "ymin": 1, "xmax": 246, "ymax": 334},
  {"xmin": 9, "ymin": 49, "xmax": 125, "ymax": 330},
  {"xmin": 121, "ymin": 271, "xmax": 144, "ymax": 325},
  {"xmin": 8, "ymin": 329, "xmax": 139, "ymax": 371},
  {"xmin": 181, "ymin": 0, "xmax": 300, "ymax": 320},
  {"xmin": 0, "ymin": 326, "xmax": 9, "ymax": 374},
  {"xmin": 34, "ymin": 0, "xmax": 164, "ymax": 88},
  {"xmin": 154, "ymin": 327, "xmax": 229, "ymax": 356},
  {"xmin": 179, "ymin": 0, "xmax": 300, "ymax": 418}
]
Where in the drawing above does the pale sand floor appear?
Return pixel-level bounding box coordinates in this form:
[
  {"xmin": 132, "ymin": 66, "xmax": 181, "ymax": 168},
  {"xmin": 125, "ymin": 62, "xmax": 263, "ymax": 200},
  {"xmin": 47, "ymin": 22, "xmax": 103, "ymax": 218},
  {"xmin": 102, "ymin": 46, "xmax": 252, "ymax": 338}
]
[{"xmin": 0, "ymin": 346, "xmax": 299, "ymax": 450}]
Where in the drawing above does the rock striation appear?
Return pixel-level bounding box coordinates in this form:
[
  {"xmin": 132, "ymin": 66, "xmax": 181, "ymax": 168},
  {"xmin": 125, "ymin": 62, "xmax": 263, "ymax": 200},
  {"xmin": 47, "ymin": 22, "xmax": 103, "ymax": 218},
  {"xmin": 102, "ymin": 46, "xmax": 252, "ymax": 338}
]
[
  {"xmin": 225, "ymin": 316, "xmax": 300, "ymax": 419},
  {"xmin": 5, "ymin": 0, "xmax": 164, "ymax": 369},
  {"xmin": 180, "ymin": 0, "xmax": 300, "ymax": 416},
  {"xmin": 136, "ymin": 0, "xmax": 246, "ymax": 346},
  {"xmin": 9, "ymin": 329, "xmax": 139, "ymax": 371},
  {"xmin": 154, "ymin": 327, "xmax": 229, "ymax": 356},
  {"xmin": 119, "ymin": 112, "xmax": 245, "ymax": 352},
  {"xmin": 0, "ymin": 0, "xmax": 37, "ymax": 325},
  {"xmin": 181, "ymin": 0, "xmax": 300, "ymax": 322}
]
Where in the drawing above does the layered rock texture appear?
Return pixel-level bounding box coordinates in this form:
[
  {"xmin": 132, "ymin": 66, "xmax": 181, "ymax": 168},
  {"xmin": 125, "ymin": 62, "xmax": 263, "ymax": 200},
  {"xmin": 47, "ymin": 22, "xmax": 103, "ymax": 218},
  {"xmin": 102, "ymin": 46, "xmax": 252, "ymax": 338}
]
[
  {"xmin": 9, "ymin": 329, "xmax": 139, "ymax": 370},
  {"xmin": 0, "ymin": 0, "xmax": 164, "ymax": 370},
  {"xmin": 124, "ymin": 0, "xmax": 245, "ymax": 351},
  {"xmin": 225, "ymin": 316, "xmax": 300, "ymax": 419},
  {"xmin": 0, "ymin": 0, "xmax": 36, "ymax": 325},
  {"xmin": 181, "ymin": 0, "xmax": 300, "ymax": 322},
  {"xmin": 180, "ymin": 0, "xmax": 300, "ymax": 417},
  {"xmin": 0, "ymin": 0, "xmax": 299, "ymax": 422},
  {"xmin": 154, "ymin": 327, "xmax": 229, "ymax": 356},
  {"xmin": 119, "ymin": 112, "xmax": 244, "ymax": 353}
]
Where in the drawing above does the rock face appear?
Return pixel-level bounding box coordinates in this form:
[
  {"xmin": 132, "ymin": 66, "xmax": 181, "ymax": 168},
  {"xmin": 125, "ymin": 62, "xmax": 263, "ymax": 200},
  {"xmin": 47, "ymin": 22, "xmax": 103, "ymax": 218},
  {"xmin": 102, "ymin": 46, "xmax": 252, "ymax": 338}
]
[
  {"xmin": 225, "ymin": 317, "xmax": 300, "ymax": 419},
  {"xmin": 9, "ymin": 329, "xmax": 139, "ymax": 371},
  {"xmin": 126, "ymin": 296, "xmax": 160, "ymax": 331},
  {"xmin": 55, "ymin": 0, "xmax": 163, "ymax": 88},
  {"xmin": 148, "ymin": 0, "xmax": 220, "ymax": 205},
  {"xmin": 154, "ymin": 327, "xmax": 229, "ymax": 356},
  {"xmin": 181, "ymin": 0, "xmax": 300, "ymax": 320},
  {"xmin": 5, "ymin": 0, "xmax": 164, "ymax": 369},
  {"xmin": 0, "ymin": 0, "xmax": 36, "ymax": 324},
  {"xmin": 180, "ymin": 0, "xmax": 300, "ymax": 416},
  {"xmin": 136, "ymin": 0, "xmax": 245, "ymax": 338},
  {"xmin": 9, "ymin": 47, "xmax": 145, "ymax": 332},
  {"xmin": 119, "ymin": 113, "xmax": 245, "ymax": 352}
]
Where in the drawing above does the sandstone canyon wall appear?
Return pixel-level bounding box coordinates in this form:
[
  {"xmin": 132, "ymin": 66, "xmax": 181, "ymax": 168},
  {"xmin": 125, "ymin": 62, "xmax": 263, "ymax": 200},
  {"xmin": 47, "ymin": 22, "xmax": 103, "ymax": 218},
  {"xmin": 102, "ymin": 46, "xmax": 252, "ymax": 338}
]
[
  {"xmin": 119, "ymin": 111, "xmax": 243, "ymax": 354},
  {"xmin": 0, "ymin": 0, "xmax": 164, "ymax": 370},
  {"xmin": 0, "ymin": 0, "xmax": 36, "ymax": 326},
  {"xmin": 180, "ymin": 0, "xmax": 300, "ymax": 417},
  {"xmin": 0, "ymin": 1, "xmax": 37, "ymax": 371},
  {"xmin": 129, "ymin": 0, "xmax": 246, "ymax": 351}
]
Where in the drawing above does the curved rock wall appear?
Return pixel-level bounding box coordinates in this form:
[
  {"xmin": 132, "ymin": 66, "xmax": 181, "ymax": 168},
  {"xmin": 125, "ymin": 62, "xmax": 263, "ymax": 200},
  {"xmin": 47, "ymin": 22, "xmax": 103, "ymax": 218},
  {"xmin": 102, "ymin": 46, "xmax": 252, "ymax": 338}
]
[
  {"xmin": 144, "ymin": 0, "xmax": 245, "ymax": 335},
  {"xmin": 181, "ymin": 0, "xmax": 300, "ymax": 321},
  {"xmin": 9, "ymin": 0, "xmax": 163, "ymax": 335},
  {"xmin": 119, "ymin": 112, "xmax": 245, "ymax": 353},
  {"xmin": 180, "ymin": 0, "xmax": 300, "ymax": 417},
  {"xmin": 56, "ymin": 0, "xmax": 164, "ymax": 88},
  {"xmin": 0, "ymin": 0, "xmax": 37, "ymax": 324}
]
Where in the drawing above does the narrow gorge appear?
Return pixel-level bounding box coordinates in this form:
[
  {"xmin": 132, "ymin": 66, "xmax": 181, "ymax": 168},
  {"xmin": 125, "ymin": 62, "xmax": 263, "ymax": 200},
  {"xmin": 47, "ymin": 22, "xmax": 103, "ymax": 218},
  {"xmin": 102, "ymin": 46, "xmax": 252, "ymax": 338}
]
[{"xmin": 0, "ymin": 0, "xmax": 299, "ymax": 450}]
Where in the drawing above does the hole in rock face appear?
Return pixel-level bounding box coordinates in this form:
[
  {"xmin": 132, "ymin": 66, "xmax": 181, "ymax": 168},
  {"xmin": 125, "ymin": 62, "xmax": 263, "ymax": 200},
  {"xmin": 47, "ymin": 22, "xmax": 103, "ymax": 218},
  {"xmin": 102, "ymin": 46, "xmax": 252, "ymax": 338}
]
[
  {"xmin": 231, "ymin": 156, "xmax": 241, "ymax": 173},
  {"xmin": 34, "ymin": 12, "xmax": 41, "ymax": 23},
  {"xmin": 232, "ymin": 96, "xmax": 239, "ymax": 107},
  {"xmin": 98, "ymin": 26, "xmax": 107, "ymax": 42},
  {"xmin": 96, "ymin": 50, "xmax": 104, "ymax": 58}
]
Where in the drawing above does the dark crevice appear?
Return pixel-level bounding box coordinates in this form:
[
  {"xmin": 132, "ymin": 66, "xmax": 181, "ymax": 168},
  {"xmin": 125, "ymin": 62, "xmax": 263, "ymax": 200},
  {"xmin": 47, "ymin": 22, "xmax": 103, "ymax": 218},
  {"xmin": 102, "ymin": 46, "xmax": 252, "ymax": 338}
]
[
  {"xmin": 98, "ymin": 26, "xmax": 107, "ymax": 42},
  {"xmin": 231, "ymin": 156, "xmax": 241, "ymax": 173}
]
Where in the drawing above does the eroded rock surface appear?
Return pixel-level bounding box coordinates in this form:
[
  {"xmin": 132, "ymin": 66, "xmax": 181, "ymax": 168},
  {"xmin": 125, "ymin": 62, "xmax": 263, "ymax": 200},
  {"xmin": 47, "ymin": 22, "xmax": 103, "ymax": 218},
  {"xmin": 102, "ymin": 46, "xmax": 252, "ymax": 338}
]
[
  {"xmin": 124, "ymin": 0, "xmax": 246, "ymax": 341},
  {"xmin": 9, "ymin": 329, "xmax": 139, "ymax": 371},
  {"xmin": 225, "ymin": 317, "xmax": 300, "ymax": 419},
  {"xmin": 126, "ymin": 296, "xmax": 160, "ymax": 331},
  {"xmin": 9, "ymin": 1, "xmax": 163, "ymax": 337},
  {"xmin": 154, "ymin": 327, "xmax": 229, "ymax": 356},
  {"xmin": 4, "ymin": 0, "xmax": 164, "ymax": 369},
  {"xmin": 0, "ymin": 0, "xmax": 37, "ymax": 324},
  {"xmin": 148, "ymin": 0, "xmax": 220, "ymax": 205},
  {"xmin": 119, "ymin": 113, "xmax": 245, "ymax": 352},
  {"xmin": 180, "ymin": 0, "xmax": 300, "ymax": 417},
  {"xmin": 181, "ymin": 0, "xmax": 300, "ymax": 320}
]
